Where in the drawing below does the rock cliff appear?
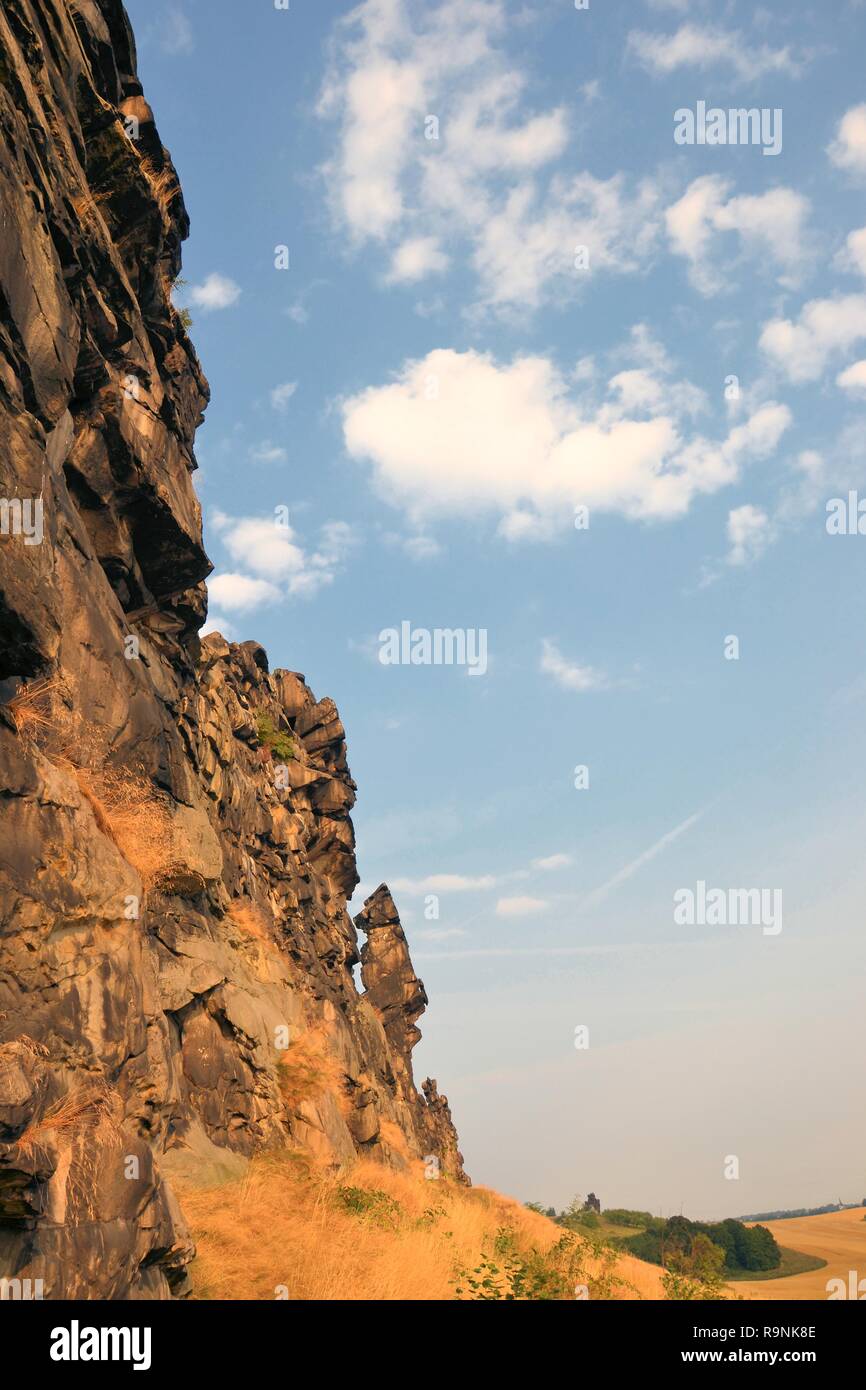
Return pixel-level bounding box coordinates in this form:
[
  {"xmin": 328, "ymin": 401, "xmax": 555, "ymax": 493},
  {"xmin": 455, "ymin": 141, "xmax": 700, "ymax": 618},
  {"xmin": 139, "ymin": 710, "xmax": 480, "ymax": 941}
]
[{"xmin": 0, "ymin": 0, "xmax": 465, "ymax": 1301}]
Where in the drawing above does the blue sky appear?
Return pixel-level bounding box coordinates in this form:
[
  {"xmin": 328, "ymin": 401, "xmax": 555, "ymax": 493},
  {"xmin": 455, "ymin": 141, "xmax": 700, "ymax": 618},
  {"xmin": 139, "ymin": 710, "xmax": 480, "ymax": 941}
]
[{"xmin": 126, "ymin": 0, "xmax": 866, "ymax": 1219}]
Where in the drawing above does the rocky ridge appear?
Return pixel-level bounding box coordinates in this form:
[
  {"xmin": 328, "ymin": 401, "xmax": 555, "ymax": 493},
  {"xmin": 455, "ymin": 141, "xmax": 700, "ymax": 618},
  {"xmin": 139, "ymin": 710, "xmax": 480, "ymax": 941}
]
[{"xmin": 0, "ymin": 0, "xmax": 464, "ymax": 1301}]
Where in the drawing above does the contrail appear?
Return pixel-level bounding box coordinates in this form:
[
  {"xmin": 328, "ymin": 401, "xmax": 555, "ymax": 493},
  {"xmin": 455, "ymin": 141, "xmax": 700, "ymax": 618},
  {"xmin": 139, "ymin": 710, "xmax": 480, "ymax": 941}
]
[{"xmin": 579, "ymin": 809, "xmax": 704, "ymax": 910}]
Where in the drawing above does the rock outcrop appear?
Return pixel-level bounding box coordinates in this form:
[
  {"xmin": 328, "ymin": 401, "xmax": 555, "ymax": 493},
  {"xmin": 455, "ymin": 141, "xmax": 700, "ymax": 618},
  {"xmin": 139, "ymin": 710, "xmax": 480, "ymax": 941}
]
[{"xmin": 0, "ymin": 0, "xmax": 465, "ymax": 1300}]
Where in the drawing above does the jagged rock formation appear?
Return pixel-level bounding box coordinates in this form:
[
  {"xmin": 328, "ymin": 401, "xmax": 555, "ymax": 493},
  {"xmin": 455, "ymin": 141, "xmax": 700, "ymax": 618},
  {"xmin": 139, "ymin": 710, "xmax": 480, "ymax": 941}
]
[
  {"xmin": 357, "ymin": 886, "xmax": 465, "ymax": 1181},
  {"xmin": 0, "ymin": 0, "xmax": 465, "ymax": 1300}
]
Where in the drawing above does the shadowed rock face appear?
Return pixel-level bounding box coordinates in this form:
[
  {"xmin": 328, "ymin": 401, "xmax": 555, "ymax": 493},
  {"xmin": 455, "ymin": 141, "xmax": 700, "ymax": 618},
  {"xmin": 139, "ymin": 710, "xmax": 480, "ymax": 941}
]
[
  {"xmin": 0, "ymin": 0, "xmax": 465, "ymax": 1300},
  {"xmin": 357, "ymin": 886, "xmax": 467, "ymax": 1184}
]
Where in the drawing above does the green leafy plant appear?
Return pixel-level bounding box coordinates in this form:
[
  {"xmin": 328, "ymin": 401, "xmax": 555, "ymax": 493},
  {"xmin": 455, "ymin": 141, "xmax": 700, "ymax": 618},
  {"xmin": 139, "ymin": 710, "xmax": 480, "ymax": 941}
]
[
  {"xmin": 167, "ymin": 275, "xmax": 193, "ymax": 330},
  {"xmin": 334, "ymin": 1186, "xmax": 402, "ymax": 1229},
  {"xmin": 453, "ymin": 1226, "xmax": 620, "ymax": 1301},
  {"xmin": 255, "ymin": 713, "xmax": 295, "ymax": 762}
]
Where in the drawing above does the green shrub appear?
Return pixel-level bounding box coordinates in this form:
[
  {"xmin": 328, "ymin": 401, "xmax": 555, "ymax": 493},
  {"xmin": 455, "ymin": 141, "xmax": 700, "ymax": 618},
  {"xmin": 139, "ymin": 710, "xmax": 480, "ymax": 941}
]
[
  {"xmin": 334, "ymin": 1186, "xmax": 401, "ymax": 1229},
  {"xmin": 255, "ymin": 713, "xmax": 295, "ymax": 761}
]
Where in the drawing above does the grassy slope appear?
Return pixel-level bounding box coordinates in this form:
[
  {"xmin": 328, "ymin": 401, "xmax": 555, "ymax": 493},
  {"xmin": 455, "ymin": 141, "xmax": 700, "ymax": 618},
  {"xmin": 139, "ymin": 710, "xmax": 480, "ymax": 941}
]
[
  {"xmin": 728, "ymin": 1246, "xmax": 827, "ymax": 1281},
  {"xmin": 176, "ymin": 1153, "xmax": 669, "ymax": 1301}
]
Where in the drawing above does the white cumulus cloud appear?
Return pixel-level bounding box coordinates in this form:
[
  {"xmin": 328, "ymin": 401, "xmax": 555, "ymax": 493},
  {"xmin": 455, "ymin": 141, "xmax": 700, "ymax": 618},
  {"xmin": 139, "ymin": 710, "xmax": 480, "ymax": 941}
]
[
  {"xmin": 189, "ymin": 272, "xmax": 241, "ymax": 311},
  {"xmin": 318, "ymin": 0, "xmax": 661, "ymax": 311},
  {"xmin": 210, "ymin": 512, "xmax": 357, "ymax": 600},
  {"xmin": 341, "ymin": 346, "xmax": 791, "ymax": 531},
  {"xmin": 837, "ymin": 360, "xmax": 866, "ymax": 394},
  {"xmin": 828, "ymin": 104, "xmax": 866, "ymax": 178},
  {"xmin": 207, "ymin": 573, "xmax": 280, "ymax": 612},
  {"xmin": 760, "ymin": 294, "xmax": 866, "ymax": 382},
  {"xmin": 386, "ymin": 236, "xmax": 449, "ymax": 283},
  {"xmin": 665, "ymin": 176, "xmax": 809, "ymax": 294},
  {"xmin": 726, "ymin": 504, "xmax": 772, "ymax": 567}
]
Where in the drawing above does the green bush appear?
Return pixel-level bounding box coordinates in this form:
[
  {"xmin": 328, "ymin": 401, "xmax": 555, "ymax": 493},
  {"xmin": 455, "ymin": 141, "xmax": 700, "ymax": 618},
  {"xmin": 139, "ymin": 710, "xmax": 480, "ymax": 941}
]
[
  {"xmin": 255, "ymin": 713, "xmax": 295, "ymax": 762},
  {"xmin": 334, "ymin": 1186, "xmax": 401, "ymax": 1228}
]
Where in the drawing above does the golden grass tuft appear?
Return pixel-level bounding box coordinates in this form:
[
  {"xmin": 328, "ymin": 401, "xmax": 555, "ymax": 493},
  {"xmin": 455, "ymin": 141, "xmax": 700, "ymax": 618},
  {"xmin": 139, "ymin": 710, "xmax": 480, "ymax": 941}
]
[
  {"xmin": 227, "ymin": 901, "xmax": 272, "ymax": 946},
  {"xmin": 6, "ymin": 678, "xmax": 61, "ymax": 739},
  {"xmin": 176, "ymin": 1154, "xmax": 668, "ymax": 1301},
  {"xmin": 377, "ymin": 1118, "xmax": 411, "ymax": 1160},
  {"xmin": 54, "ymin": 756, "xmax": 176, "ymax": 889},
  {"xmin": 277, "ymin": 1028, "xmax": 346, "ymax": 1114},
  {"xmin": 4, "ymin": 686, "xmax": 183, "ymax": 894},
  {"xmin": 139, "ymin": 157, "xmax": 178, "ymax": 221},
  {"xmin": 15, "ymin": 1081, "xmax": 121, "ymax": 1161},
  {"xmin": 71, "ymin": 188, "xmax": 111, "ymax": 228},
  {"xmin": 15, "ymin": 1080, "xmax": 124, "ymax": 1224}
]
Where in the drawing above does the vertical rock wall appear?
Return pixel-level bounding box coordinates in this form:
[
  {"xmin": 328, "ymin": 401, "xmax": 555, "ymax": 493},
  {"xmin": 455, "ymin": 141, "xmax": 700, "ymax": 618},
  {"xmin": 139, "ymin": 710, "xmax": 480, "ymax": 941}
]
[{"xmin": 0, "ymin": 0, "xmax": 464, "ymax": 1301}]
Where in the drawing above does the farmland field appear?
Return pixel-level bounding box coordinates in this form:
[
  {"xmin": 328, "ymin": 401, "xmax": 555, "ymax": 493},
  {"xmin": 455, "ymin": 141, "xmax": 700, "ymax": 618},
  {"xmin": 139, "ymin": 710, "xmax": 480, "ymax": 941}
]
[{"xmin": 731, "ymin": 1208, "xmax": 866, "ymax": 1301}]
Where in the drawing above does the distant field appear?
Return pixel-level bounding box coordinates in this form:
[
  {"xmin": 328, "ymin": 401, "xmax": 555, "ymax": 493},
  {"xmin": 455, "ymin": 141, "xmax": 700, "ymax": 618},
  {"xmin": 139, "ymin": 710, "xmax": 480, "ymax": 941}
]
[{"xmin": 731, "ymin": 1208, "xmax": 866, "ymax": 1301}]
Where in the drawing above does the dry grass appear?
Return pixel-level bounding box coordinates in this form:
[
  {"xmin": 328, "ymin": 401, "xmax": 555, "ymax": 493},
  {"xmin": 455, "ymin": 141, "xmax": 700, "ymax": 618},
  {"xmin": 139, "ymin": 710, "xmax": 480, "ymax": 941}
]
[
  {"xmin": 71, "ymin": 189, "xmax": 111, "ymax": 228},
  {"xmin": 55, "ymin": 756, "xmax": 176, "ymax": 889},
  {"xmin": 176, "ymin": 1154, "xmax": 668, "ymax": 1301},
  {"xmin": 378, "ymin": 1119, "xmax": 411, "ymax": 1160},
  {"xmin": 278, "ymin": 1028, "xmax": 346, "ymax": 1114},
  {"xmin": 15, "ymin": 1082, "xmax": 121, "ymax": 1161},
  {"xmin": 14, "ymin": 1079, "xmax": 124, "ymax": 1223},
  {"xmin": 139, "ymin": 157, "xmax": 178, "ymax": 222},
  {"xmin": 6, "ymin": 678, "xmax": 61, "ymax": 739},
  {"xmin": 226, "ymin": 901, "xmax": 273, "ymax": 946},
  {"xmin": 4, "ymin": 683, "xmax": 183, "ymax": 892}
]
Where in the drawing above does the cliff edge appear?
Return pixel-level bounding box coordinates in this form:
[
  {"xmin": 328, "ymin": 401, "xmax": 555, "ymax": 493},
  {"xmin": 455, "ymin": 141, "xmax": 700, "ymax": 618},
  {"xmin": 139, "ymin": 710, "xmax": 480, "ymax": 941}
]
[{"xmin": 0, "ymin": 0, "xmax": 464, "ymax": 1301}]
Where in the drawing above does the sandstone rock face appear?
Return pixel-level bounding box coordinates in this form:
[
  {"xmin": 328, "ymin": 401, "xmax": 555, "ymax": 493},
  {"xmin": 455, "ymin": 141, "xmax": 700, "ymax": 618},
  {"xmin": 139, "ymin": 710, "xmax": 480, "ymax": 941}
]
[{"xmin": 0, "ymin": 0, "xmax": 465, "ymax": 1300}]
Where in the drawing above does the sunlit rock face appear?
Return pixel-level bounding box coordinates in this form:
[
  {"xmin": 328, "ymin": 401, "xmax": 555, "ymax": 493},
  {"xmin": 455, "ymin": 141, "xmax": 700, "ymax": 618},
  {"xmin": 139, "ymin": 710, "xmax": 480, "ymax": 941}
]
[{"xmin": 0, "ymin": 0, "xmax": 464, "ymax": 1300}]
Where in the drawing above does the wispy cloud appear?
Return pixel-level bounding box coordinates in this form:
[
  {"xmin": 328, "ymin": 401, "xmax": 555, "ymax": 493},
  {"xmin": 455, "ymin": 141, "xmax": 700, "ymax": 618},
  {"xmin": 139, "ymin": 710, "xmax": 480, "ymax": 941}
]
[
  {"xmin": 532, "ymin": 853, "xmax": 573, "ymax": 871},
  {"xmin": 160, "ymin": 5, "xmax": 193, "ymax": 56},
  {"xmin": 628, "ymin": 23, "xmax": 803, "ymax": 80},
  {"xmin": 540, "ymin": 639, "xmax": 606, "ymax": 693},
  {"xmin": 210, "ymin": 511, "xmax": 358, "ymax": 601},
  {"xmin": 318, "ymin": 0, "xmax": 661, "ymax": 312},
  {"xmin": 249, "ymin": 440, "xmax": 287, "ymax": 464},
  {"xmin": 270, "ymin": 382, "xmax": 298, "ymax": 411},
  {"xmin": 391, "ymin": 873, "xmax": 497, "ymax": 895},
  {"xmin": 495, "ymin": 895, "xmax": 549, "ymax": 917}
]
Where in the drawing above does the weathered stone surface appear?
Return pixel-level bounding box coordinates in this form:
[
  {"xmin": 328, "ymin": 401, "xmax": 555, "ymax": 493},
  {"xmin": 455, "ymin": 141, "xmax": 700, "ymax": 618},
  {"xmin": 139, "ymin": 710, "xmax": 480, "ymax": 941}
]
[{"xmin": 0, "ymin": 0, "xmax": 465, "ymax": 1301}]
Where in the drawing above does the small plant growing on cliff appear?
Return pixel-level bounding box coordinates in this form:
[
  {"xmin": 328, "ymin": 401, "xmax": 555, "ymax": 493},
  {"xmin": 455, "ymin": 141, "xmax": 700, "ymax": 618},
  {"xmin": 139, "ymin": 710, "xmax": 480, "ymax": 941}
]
[
  {"xmin": 165, "ymin": 274, "xmax": 193, "ymax": 330},
  {"xmin": 5, "ymin": 677, "xmax": 60, "ymax": 739},
  {"xmin": 255, "ymin": 713, "xmax": 295, "ymax": 762},
  {"xmin": 138, "ymin": 155, "xmax": 178, "ymax": 223}
]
